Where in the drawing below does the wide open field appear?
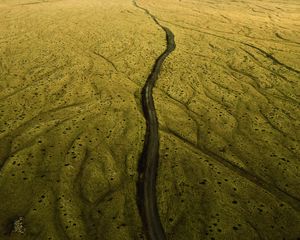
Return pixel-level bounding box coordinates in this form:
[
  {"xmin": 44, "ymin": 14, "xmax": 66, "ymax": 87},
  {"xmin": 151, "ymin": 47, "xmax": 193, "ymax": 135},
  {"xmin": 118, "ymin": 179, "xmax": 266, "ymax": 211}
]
[{"xmin": 0, "ymin": 0, "xmax": 299, "ymax": 239}]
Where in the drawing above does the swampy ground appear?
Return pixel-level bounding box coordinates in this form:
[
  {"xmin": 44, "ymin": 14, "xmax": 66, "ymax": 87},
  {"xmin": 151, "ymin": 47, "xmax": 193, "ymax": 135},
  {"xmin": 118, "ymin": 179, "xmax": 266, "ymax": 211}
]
[{"xmin": 0, "ymin": 0, "xmax": 299, "ymax": 239}]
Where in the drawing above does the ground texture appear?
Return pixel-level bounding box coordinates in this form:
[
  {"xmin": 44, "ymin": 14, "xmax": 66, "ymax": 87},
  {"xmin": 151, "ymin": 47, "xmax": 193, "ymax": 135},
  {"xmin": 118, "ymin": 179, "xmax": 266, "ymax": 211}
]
[{"xmin": 0, "ymin": 0, "xmax": 299, "ymax": 239}]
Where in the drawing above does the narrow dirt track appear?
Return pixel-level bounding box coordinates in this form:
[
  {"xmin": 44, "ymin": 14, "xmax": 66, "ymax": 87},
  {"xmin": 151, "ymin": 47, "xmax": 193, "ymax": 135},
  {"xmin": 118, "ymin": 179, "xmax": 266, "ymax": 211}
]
[{"xmin": 133, "ymin": 1, "xmax": 176, "ymax": 239}]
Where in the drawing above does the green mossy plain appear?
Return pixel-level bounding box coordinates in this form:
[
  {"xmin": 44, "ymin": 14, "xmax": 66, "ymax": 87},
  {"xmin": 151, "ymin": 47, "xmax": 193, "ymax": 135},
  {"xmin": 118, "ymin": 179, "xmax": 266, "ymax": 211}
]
[
  {"xmin": 0, "ymin": 0, "xmax": 165, "ymax": 239},
  {"xmin": 0, "ymin": 0, "xmax": 300, "ymax": 239},
  {"xmin": 148, "ymin": 0, "xmax": 300, "ymax": 239}
]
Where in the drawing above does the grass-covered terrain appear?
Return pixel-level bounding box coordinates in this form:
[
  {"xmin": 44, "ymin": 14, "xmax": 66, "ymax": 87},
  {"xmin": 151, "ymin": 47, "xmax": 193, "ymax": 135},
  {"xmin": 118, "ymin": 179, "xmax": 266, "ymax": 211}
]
[
  {"xmin": 0, "ymin": 0, "xmax": 299, "ymax": 239},
  {"xmin": 147, "ymin": 0, "xmax": 300, "ymax": 239},
  {"xmin": 0, "ymin": 0, "xmax": 166, "ymax": 239}
]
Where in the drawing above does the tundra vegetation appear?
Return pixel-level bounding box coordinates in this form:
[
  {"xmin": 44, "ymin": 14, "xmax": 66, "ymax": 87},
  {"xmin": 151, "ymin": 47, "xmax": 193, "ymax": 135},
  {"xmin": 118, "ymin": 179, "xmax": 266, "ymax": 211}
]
[{"xmin": 0, "ymin": 0, "xmax": 299, "ymax": 239}]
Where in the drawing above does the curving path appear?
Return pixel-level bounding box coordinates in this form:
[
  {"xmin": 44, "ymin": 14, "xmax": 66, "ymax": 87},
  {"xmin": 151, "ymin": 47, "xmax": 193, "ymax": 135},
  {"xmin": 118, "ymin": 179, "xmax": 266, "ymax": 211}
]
[{"xmin": 133, "ymin": 1, "xmax": 176, "ymax": 240}]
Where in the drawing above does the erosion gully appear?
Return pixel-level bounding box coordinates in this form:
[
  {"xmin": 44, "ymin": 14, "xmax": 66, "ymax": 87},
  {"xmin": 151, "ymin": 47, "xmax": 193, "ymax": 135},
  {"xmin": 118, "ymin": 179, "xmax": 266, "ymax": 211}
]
[{"xmin": 133, "ymin": 1, "xmax": 176, "ymax": 240}]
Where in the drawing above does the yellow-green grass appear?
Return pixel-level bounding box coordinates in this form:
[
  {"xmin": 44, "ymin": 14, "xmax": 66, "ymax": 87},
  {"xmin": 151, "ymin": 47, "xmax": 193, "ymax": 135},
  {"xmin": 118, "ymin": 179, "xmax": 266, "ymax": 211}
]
[
  {"xmin": 1, "ymin": 0, "xmax": 300, "ymax": 239},
  {"xmin": 142, "ymin": 0, "xmax": 300, "ymax": 239},
  {"xmin": 0, "ymin": 0, "xmax": 165, "ymax": 239}
]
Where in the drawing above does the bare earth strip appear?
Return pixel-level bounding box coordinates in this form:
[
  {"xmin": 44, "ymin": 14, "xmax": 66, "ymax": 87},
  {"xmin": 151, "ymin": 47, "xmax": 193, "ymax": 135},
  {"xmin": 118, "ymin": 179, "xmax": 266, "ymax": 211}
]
[{"xmin": 133, "ymin": 1, "xmax": 176, "ymax": 239}]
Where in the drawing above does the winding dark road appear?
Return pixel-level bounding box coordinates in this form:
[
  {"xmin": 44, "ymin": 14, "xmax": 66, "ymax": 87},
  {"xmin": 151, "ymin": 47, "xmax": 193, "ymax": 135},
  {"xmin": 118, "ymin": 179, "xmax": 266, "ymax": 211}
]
[{"xmin": 133, "ymin": 1, "xmax": 176, "ymax": 240}]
